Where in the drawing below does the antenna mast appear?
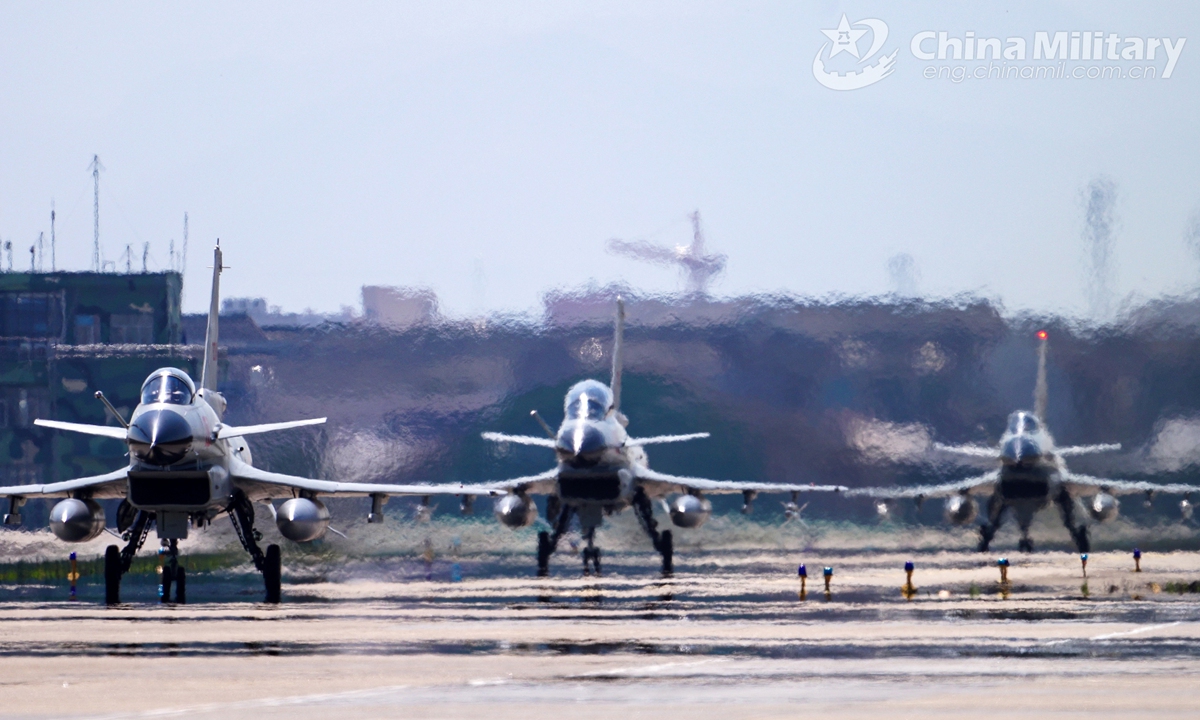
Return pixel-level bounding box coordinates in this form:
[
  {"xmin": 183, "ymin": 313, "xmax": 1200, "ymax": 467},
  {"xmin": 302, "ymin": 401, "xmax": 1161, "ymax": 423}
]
[
  {"xmin": 50, "ymin": 202, "xmax": 56, "ymax": 272},
  {"xmin": 89, "ymin": 154, "xmax": 104, "ymax": 272},
  {"xmin": 182, "ymin": 212, "xmax": 188, "ymax": 275}
]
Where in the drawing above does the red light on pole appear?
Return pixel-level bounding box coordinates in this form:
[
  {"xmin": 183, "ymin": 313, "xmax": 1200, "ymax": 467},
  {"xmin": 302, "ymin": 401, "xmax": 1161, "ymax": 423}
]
[{"xmin": 1036, "ymin": 330, "xmax": 1048, "ymax": 340}]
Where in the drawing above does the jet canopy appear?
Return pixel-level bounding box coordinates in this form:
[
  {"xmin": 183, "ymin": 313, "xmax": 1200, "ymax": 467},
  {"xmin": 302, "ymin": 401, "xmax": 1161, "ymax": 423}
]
[
  {"xmin": 1006, "ymin": 411, "xmax": 1040, "ymax": 435},
  {"xmin": 140, "ymin": 368, "xmax": 196, "ymax": 406},
  {"xmin": 564, "ymin": 380, "xmax": 613, "ymax": 421}
]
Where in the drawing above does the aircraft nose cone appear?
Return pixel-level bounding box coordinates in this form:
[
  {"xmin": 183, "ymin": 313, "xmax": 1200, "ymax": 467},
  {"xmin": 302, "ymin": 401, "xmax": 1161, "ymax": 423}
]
[
  {"xmin": 557, "ymin": 422, "xmax": 607, "ymax": 460},
  {"xmin": 1000, "ymin": 437, "xmax": 1041, "ymax": 465},
  {"xmin": 129, "ymin": 409, "xmax": 192, "ymax": 465}
]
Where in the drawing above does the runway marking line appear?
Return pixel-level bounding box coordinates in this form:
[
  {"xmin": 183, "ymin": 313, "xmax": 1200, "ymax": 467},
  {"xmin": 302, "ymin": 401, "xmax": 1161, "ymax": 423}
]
[{"xmin": 1042, "ymin": 621, "xmax": 1184, "ymax": 646}]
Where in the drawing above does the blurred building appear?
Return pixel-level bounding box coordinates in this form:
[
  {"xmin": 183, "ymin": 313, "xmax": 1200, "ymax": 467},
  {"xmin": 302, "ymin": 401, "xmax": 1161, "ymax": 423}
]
[
  {"xmin": 0, "ymin": 271, "xmax": 195, "ymax": 494},
  {"xmin": 361, "ymin": 286, "xmax": 439, "ymax": 329}
]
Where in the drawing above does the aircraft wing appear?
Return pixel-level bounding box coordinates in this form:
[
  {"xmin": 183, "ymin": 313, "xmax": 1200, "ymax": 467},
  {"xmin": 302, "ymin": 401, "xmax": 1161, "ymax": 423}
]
[
  {"xmin": 216, "ymin": 418, "xmax": 326, "ymax": 439},
  {"xmin": 468, "ymin": 468, "xmax": 560, "ymax": 495},
  {"xmin": 844, "ymin": 470, "xmax": 1000, "ymax": 499},
  {"xmin": 1062, "ymin": 472, "xmax": 1200, "ymax": 497},
  {"xmin": 227, "ymin": 457, "xmax": 503, "ymax": 500},
  {"xmin": 481, "ymin": 432, "xmax": 557, "ymax": 448},
  {"xmin": 33, "ymin": 419, "xmax": 127, "ymax": 441},
  {"xmin": 0, "ymin": 467, "xmax": 129, "ymax": 499},
  {"xmin": 632, "ymin": 466, "xmax": 847, "ymax": 497},
  {"xmin": 626, "ymin": 433, "xmax": 710, "ymax": 446},
  {"xmin": 1056, "ymin": 443, "xmax": 1122, "ymax": 457},
  {"xmin": 932, "ymin": 443, "xmax": 998, "ymax": 459}
]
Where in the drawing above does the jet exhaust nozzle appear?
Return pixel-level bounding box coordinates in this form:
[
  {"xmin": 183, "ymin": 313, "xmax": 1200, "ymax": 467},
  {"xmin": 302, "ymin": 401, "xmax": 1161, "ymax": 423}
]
[
  {"xmin": 494, "ymin": 494, "xmax": 537, "ymax": 528},
  {"xmin": 668, "ymin": 494, "xmax": 712, "ymax": 529},
  {"xmin": 943, "ymin": 495, "xmax": 978, "ymax": 525},
  {"xmin": 275, "ymin": 498, "xmax": 330, "ymax": 542},
  {"xmin": 1087, "ymin": 493, "xmax": 1120, "ymax": 522},
  {"xmin": 49, "ymin": 499, "xmax": 106, "ymax": 543}
]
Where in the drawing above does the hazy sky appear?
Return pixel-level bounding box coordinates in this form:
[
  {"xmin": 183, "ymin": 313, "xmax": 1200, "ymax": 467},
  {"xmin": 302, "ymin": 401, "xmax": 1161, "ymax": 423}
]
[{"xmin": 1, "ymin": 2, "xmax": 1197, "ymax": 318}]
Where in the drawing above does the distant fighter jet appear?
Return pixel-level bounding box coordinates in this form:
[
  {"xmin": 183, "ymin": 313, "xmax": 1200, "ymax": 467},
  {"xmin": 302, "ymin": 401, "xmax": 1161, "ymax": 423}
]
[
  {"xmin": 481, "ymin": 299, "xmax": 844, "ymax": 575},
  {"xmin": 4, "ymin": 243, "xmax": 497, "ymax": 604},
  {"xmin": 850, "ymin": 331, "xmax": 1200, "ymax": 553}
]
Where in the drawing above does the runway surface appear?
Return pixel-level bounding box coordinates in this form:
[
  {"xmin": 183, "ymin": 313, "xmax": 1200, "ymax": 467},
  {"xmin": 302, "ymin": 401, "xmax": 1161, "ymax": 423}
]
[{"xmin": 1, "ymin": 547, "xmax": 1199, "ymax": 718}]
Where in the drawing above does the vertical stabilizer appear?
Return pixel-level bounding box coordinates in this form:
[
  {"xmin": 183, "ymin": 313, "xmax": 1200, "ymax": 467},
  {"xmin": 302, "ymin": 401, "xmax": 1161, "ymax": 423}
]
[
  {"xmin": 1033, "ymin": 330, "xmax": 1049, "ymax": 420},
  {"xmin": 200, "ymin": 243, "xmax": 223, "ymax": 393},
  {"xmin": 611, "ymin": 298, "xmax": 625, "ymax": 413}
]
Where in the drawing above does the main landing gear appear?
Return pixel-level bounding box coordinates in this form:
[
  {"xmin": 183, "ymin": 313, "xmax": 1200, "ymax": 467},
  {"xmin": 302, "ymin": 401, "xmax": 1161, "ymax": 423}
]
[
  {"xmin": 104, "ymin": 505, "xmax": 153, "ymax": 605},
  {"xmin": 229, "ymin": 491, "xmax": 282, "ymax": 603},
  {"xmin": 633, "ymin": 488, "xmax": 673, "ymax": 575},
  {"xmin": 537, "ymin": 503, "xmax": 574, "ymax": 577},
  {"xmin": 1054, "ymin": 488, "xmax": 1090, "ymax": 553},
  {"xmin": 977, "ymin": 493, "xmax": 1005, "ymax": 553}
]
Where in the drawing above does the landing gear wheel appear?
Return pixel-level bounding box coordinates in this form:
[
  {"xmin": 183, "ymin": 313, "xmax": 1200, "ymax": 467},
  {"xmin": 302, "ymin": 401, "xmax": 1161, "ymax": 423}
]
[
  {"xmin": 660, "ymin": 530, "xmax": 673, "ymax": 575},
  {"xmin": 264, "ymin": 544, "xmax": 282, "ymax": 604},
  {"xmin": 104, "ymin": 545, "xmax": 121, "ymax": 606},
  {"xmin": 537, "ymin": 531, "xmax": 552, "ymax": 577},
  {"xmin": 161, "ymin": 565, "xmax": 174, "ymax": 604},
  {"xmin": 582, "ymin": 547, "xmax": 601, "ymax": 576},
  {"xmin": 175, "ymin": 567, "xmax": 186, "ymax": 604},
  {"xmin": 1072, "ymin": 526, "xmax": 1091, "ymax": 554}
]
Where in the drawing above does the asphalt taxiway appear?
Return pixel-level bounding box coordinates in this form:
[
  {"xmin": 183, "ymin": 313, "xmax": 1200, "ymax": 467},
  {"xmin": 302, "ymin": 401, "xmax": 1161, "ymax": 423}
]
[{"xmin": 0, "ymin": 548, "xmax": 1198, "ymax": 718}]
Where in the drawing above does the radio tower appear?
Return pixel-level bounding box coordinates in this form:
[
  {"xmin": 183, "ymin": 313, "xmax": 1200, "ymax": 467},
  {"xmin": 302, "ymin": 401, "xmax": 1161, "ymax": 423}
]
[
  {"xmin": 50, "ymin": 202, "xmax": 56, "ymax": 271},
  {"xmin": 89, "ymin": 154, "xmax": 104, "ymax": 271}
]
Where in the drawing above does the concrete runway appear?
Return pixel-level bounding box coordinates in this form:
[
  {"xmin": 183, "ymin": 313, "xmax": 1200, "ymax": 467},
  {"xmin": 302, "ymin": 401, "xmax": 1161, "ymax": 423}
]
[{"xmin": 2, "ymin": 549, "xmax": 1199, "ymax": 719}]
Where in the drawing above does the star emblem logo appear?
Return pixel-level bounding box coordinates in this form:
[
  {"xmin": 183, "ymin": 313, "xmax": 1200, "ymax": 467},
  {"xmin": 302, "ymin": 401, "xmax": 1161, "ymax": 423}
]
[{"xmin": 821, "ymin": 14, "xmax": 869, "ymax": 59}]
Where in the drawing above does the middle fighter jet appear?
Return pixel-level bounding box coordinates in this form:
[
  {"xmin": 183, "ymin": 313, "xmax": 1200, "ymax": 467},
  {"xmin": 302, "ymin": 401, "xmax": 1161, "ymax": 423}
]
[
  {"xmin": 481, "ymin": 299, "xmax": 845, "ymax": 576},
  {"xmin": 849, "ymin": 331, "xmax": 1200, "ymax": 553}
]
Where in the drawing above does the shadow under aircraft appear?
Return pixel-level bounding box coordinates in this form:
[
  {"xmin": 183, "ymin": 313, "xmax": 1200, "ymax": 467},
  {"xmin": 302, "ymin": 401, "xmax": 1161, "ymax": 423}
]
[
  {"xmin": 850, "ymin": 331, "xmax": 1200, "ymax": 553},
  {"xmin": 481, "ymin": 299, "xmax": 846, "ymax": 575}
]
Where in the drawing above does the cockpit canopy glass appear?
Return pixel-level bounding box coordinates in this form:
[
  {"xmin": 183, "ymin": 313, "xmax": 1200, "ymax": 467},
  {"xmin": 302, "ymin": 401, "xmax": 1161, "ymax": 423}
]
[
  {"xmin": 1006, "ymin": 412, "xmax": 1040, "ymax": 435},
  {"xmin": 564, "ymin": 380, "xmax": 613, "ymax": 421},
  {"xmin": 140, "ymin": 369, "xmax": 195, "ymax": 406}
]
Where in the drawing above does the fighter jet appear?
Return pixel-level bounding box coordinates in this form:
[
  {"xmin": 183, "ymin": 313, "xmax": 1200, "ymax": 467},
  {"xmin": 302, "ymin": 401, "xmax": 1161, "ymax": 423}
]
[
  {"xmin": 3, "ymin": 244, "xmax": 497, "ymax": 604},
  {"xmin": 481, "ymin": 299, "xmax": 845, "ymax": 575},
  {"xmin": 849, "ymin": 331, "xmax": 1200, "ymax": 553}
]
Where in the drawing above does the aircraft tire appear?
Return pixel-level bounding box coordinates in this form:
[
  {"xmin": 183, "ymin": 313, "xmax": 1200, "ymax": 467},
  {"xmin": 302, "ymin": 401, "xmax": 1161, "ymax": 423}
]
[
  {"xmin": 161, "ymin": 565, "xmax": 173, "ymax": 603},
  {"xmin": 536, "ymin": 531, "xmax": 551, "ymax": 576},
  {"xmin": 175, "ymin": 567, "xmax": 186, "ymax": 604},
  {"xmin": 264, "ymin": 544, "xmax": 282, "ymax": 604},
  {"xmin": 104, "ymin": 545, "xmax": 121, "ymax": 605},
  {"xmin": 660, "ymin": 530, "xmax": 673, "ymax": 574}
]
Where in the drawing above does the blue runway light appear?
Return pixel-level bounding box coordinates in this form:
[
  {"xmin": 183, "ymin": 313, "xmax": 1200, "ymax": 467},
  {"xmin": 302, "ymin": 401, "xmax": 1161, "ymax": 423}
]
[
  {"xmin": 904, "ymin": 561, "xmax": 914, "ymax": 573},
  {"xmin": 798, "ymin": 564, "xmax": 807, "ymax": 577},
  {"xmin": 823, "ymin": 566, "xmax": 833, "ymax": 577}
]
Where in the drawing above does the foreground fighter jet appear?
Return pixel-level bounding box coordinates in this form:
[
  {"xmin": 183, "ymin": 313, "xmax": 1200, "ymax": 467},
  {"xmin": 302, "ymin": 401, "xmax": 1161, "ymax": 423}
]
[
  {"xmin": 850, "ymin": 331, "xmax": 1200, "ymax": 553},
  {"xmin": 482, "ymin": 299, "xmax": 845, "ymax": 575},
  {"xmin": 3, "ymin": 244, "xmax": 496, "ymax": 604}
]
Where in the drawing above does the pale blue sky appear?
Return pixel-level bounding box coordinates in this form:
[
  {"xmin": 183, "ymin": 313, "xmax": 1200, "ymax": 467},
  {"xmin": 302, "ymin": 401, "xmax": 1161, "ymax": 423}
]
[{"xmin": 0, "ymin": 2, "xmax": 1196, "ymax": 318}]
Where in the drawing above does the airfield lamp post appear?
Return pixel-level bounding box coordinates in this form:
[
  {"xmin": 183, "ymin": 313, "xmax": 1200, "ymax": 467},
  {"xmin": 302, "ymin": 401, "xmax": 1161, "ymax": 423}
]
[
  {"xmin": 1133, "ymin": 548, "xmax": 1142, "ymax": 572},
  {"xmin": 67, "ymin": 552, "xmax": 78, "ymax": 600},
  {"xmin": 1080, "ymin": 553, "xmax": 1089, "ymax": 578},
  {"xmin": 823, "ymin": 566, "xmax": 833, "ymax": 599},
  {"xmin": 798, "ymin": 564, "xmax": 807, "ymax": 601},
  {"xmin": 903, "ymin": 561, "xmax": 916, "ymax": 600},
  {"xmin": 997, "ymin": 557, "xmax": 1010, "ymax": 585}
]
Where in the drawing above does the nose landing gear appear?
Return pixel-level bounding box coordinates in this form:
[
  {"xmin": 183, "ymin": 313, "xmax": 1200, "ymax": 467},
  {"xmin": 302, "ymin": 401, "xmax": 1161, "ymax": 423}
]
[{"xmin": 159, "ymin": 539, "xmax": 186, "ymax": 604}]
